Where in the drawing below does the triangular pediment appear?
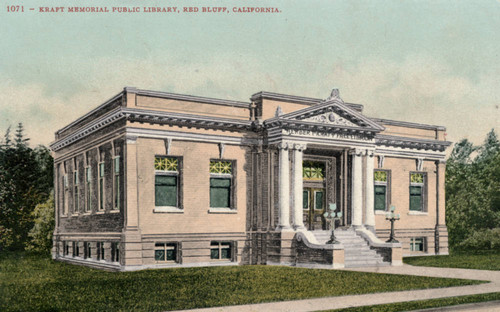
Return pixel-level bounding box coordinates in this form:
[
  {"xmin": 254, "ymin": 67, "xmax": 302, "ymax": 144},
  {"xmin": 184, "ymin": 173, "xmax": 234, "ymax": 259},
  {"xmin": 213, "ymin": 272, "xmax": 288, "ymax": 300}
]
[
  {"xmin": 279, "ymin": 100, "xmax": 384, "ymax": 132},
  {"xmin": 300, "ymin": 110, "xmax": 359, "ymax": 127}
]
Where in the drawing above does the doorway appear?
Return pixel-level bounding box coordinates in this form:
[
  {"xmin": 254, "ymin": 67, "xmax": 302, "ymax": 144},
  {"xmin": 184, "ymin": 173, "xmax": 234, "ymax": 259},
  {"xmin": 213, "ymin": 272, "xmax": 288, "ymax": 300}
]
[{"xmin": 303, "ymin": 188, "xmax": 326, "ymax": 230}]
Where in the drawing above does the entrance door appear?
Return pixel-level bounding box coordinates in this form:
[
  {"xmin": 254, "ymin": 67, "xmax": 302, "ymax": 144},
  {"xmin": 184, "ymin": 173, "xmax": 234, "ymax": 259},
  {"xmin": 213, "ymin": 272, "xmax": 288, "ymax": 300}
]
[{"xmin": 303, "ymin": 188, "xmax": 326, "ymax": 230}]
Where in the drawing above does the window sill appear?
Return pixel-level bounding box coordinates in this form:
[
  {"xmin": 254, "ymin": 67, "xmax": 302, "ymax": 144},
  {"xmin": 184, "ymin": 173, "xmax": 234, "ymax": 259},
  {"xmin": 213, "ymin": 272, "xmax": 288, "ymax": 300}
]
[
  {"xmin": 408, "ymin": 211, "xmax": 428, "ymax": 216},
  {"xmin": 154, "ymin": 206, "xmax": 183, "ymax": 213},
  {"xmin": 375, "ymin": 211, "xmax": 387, "ymax": 215},
  {"xmin": 60, "ymin": 214, "xmax": 68, "ymax": 218},
  {"xmin": 81, "ymin": 212, "xmax": 91, "ymax": 216},
  {"xmin": 208, "ymin": 208, "xmax": 237, "ymax": 214},
  {"xmin": 109, "ymin": 209, "xmax": 120, "ymax": 213},
  {"xmin": 95, "ymin": 211, "xmax": 105, "ymax": 215}
]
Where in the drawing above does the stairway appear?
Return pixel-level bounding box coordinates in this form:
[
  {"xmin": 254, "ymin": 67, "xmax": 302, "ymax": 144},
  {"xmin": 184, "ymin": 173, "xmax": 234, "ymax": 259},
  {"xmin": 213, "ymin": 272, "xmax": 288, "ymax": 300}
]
[{"xmin": 312, "ymin": 229, "xmax": 389, "ymax": 268}]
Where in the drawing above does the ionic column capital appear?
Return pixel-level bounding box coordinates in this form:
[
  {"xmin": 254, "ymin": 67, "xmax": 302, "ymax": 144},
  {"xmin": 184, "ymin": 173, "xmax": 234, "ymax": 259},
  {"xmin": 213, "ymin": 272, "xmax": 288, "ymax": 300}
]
[
  {"xmin": 349, "ymin": 148, "xmax": 364, "ymax": 157},
  {"xmin": 292, "ymin": 143, "xmax": 307, "ymax": 152},
  {"xmin": 277, "ymin": 142, "xmax": 290, "ymax": 150}
]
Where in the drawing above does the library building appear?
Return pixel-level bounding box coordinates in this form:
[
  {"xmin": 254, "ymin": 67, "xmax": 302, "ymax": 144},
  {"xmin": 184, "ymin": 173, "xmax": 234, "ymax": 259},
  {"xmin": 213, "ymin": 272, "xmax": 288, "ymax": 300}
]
[{"xmin": 50, "ymin": 87, "xmax": 450, "ymax": 270}]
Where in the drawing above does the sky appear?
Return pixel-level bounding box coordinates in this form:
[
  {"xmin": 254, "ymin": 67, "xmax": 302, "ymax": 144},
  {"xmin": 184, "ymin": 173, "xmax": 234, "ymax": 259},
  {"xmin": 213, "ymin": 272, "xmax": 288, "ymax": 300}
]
[{"xmin": 0, "ymin": 0, "xmax": 499, "ymax": 149}]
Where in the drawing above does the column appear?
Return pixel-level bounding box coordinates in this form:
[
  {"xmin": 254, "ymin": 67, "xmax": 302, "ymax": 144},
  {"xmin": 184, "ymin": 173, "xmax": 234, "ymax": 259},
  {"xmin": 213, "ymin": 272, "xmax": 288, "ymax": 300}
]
[
  {"xmin": 351, "ymin": 149, "xmax": 363, "ymax": 228},
  {"xmin": 276, "ymin": 143, "xmax": 292, "ymax": 230},
  {"xmin": 292, "ymin": 144, "xmax": 306, "ymax": 230},
  {"xmin": 365, "ymin": 150, "xmax": 375, "ymax": 231}
]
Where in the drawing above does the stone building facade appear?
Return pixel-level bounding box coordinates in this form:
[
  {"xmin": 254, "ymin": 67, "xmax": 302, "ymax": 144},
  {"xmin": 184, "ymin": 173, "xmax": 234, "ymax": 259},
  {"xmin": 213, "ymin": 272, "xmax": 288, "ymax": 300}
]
[{"xmin": 51, "ymin": 87, "xmax": 450, "ymax": 270}]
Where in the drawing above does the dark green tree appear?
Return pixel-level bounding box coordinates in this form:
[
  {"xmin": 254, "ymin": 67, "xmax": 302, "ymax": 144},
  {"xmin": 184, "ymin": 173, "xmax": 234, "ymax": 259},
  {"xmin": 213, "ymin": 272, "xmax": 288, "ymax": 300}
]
[
  {"xmin": 446, "ymin": 129, "xmax": 500, "ymax": 251},
  {"xmin": 0, "ymin": 123, "xmax": 53, "ymax": 251}
]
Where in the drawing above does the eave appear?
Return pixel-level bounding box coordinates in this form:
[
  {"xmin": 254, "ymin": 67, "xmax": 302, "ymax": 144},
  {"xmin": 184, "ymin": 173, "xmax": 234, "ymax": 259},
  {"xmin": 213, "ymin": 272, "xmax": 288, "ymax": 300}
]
[{"xmin": 376, "ymin": 134, "xmax": 452, "ymax": 152}]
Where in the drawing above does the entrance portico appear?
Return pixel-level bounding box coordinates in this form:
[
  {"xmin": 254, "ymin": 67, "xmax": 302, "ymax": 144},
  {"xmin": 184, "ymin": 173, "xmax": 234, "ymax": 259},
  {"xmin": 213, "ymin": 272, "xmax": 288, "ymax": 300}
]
[{"xmin": 268, "ymin": 90, "xmax": 384, "ymax": 234}]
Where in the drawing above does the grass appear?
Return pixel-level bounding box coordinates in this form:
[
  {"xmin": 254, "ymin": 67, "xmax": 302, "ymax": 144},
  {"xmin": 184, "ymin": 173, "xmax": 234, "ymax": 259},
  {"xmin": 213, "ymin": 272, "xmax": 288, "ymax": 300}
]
[
  {"xmin": 323, "ymin": 292, "xmax": 500, "ymax": 312},
  {"xmin": 404, "ymin": 251, "xmax": 500, "ymax": 271},
  {"xmin": 0, "ymin": 252, "xmax": 486, "ymax": 312}
]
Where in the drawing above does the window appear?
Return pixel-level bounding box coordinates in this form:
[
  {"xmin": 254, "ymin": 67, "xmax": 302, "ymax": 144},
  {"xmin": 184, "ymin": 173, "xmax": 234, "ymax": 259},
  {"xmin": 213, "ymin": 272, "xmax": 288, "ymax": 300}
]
[
  {"xmin": 303, "ymin": 161, "xmax": 325, "ymax": 180},
  {"xmin": 209, "ymin": 160, "xmax": 234, "ymax": 208},
  {"xmin": 62, "ymin": 175, "xmax": 68, "ymax": 215},
  {"xmin": 155, "ymin": 156, "xmax": 180, "ymax": 207},
  {"xmin": 72, "ymin": 241, "xmax": 78, "ymax": 257},
  {"xmin": 84, "ymin": 242, "xmax": 91, "ymax": 259},
  {"xmin": 410, "ymin": 173, "xmax": 426, "ymax": 211},
  {"xmin": 63, "ymin": 242, "xmax": 69, "ymax": 256},
  {"xmin": 113, "ymin": 157, "xmax": 120, "ymax": 210},
  {"xmin": 97, "ymin": 242, "xmax": 105, "ymax": 260},
  {"xmin": 85, "ymin": 167, "xmax": 91, "ymax": 212},
  {"xmin": 98, "ymin": 163, "xmax": 105, "ymax": 210},
  {"xmin": 410, "ymin": 237, "xmax": 426, "ymax": 252},
  {"xmin": 210, "ymin": 241, "xmax": 233, "ymax": 260},
  {"xmin": 374, "ymin": 170, "xmax": 389, "ymax": 211},
  {"xmin": 73, "ymin": 170, "xmax": 79, "ymax": 213},
  {"xmin": 303, "ymin": 190, "xmax": 310, "ymax": 211},
  {"xmin": 154, "ymin": 243, "xmax": 178, "ymax": 263},
  {"xmin": 111, "ymin": 242, "xmax": 120, "ymax": 263}
]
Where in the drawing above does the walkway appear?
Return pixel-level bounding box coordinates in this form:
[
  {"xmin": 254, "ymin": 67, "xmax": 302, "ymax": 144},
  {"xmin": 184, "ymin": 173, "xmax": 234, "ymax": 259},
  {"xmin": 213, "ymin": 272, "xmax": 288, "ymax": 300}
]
[{"xmin": 172, "ymin": 265, "xmax": 500, "ymax": 312}]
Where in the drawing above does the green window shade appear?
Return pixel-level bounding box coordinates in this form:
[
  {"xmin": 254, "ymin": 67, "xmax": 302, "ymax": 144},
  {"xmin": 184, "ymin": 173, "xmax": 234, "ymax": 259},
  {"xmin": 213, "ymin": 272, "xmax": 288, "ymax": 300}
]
[
  {"xmin": 221, "ymin": 244, "xmax": 231, "ymax": 259},
  {"xmin": 155, "ymin": 175, "xmax": 178, "ymax": 207},
  {"xmin": 166, "ymin": 249, "xmax": 176, "ymax": 261},
  {"xmin": 114, "ymin": 175, "xmax": 120, "ymax": 209},
  {"xmin": 210, "ymin": 178, "xmax": 231, "ymax": 208},
  {"xmin": 114, "ymin": 157, "xmax": 120, "ymax": 173},
  {"xmin": 155, "ymin": 249, "xmax": 165, "ymax": 261},
  {"xmin": 315, "ymin": 191, "xmax": 324, "ymax": 210},
  {"xmin": 303, "ymin": 190, "xmax": 309, "ymax": 210},
  {"xmin": 374, "ymin": 185, "xmax": 386, "ymax": 211},
  {"xmin": 99, "ymin": 178, "xmax": 104, "ymax": 210},
  {"xmin": 410, "ymin": 186, "xmax": 422, "ymax": 211}
]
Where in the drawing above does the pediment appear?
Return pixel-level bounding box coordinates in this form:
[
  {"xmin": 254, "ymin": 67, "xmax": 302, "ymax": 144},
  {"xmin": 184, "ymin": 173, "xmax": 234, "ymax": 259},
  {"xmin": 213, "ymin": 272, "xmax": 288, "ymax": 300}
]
[{"xmin": 299, "ymin": 110, "xmax": 359, "ymax": 127}]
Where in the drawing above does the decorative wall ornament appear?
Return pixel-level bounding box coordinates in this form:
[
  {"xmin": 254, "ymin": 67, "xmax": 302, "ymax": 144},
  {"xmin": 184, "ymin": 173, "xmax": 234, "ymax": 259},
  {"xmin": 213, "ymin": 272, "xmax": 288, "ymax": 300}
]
[
  {"xmin": 378, "ymin": 155, "xmax": 385, "ymax": 168},
  {"xmin": 416, "ymin": 158, "xmax": 424, "ymax": 171},
  {"xmin": 275, "ymin": 106, "xmax": 284, "ymax": 117},
  {"xmin": 218, "ymin": 143, "xmax": 225, "ymax": 159},
  {"xmin": 326, "ymin": 88, "xmax": 343, "ymax": 103},
  {"xmin": 164, "ymin": 138, "xmax": 172, "ymax": 155},
  {"xmin": 302, "ymin": 111, "xmax": 358, "ymax": 127}
]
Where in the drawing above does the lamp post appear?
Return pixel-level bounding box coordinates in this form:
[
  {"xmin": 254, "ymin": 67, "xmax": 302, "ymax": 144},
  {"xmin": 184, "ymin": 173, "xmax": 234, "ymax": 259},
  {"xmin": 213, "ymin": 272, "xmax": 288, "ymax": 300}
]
[
  {"xmin": 385, "ymin": 205, "xmax": 400, "ymax": 243},
  {"xmin": 324, "ymin": 203, "xmax": 342, "ymax": 244}
]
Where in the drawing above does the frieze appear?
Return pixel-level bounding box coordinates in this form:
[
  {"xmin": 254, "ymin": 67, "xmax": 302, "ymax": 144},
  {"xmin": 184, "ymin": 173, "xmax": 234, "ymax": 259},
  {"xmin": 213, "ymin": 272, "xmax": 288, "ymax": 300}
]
[{"xmin": 283, "ymin": 128, "xmax": 375, "ymax": 142}]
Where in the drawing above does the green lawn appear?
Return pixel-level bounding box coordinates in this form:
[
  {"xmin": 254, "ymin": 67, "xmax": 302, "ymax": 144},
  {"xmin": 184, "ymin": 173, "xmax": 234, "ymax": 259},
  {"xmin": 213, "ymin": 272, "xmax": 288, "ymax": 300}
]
[
  {"xmin": 404, "ymin": 251, "xmax": 500, "ymax": 271},
  {"xmin": 0, "ymin": 252, "xmax": 486, "ymax": 312},
  {"xmin": 323, "ymin": 292, "xmax": 500, "ymax": 312}
]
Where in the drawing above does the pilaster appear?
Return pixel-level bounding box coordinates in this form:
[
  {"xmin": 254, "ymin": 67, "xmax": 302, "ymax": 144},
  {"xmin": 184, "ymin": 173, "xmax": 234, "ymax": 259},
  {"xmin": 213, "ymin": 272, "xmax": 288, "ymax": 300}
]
[
  {"xmin": 365, "ymin": 150, "xmax": 375, "ymax": 231},
  {"xmin": 350, "ymin": 149, "xmax": 363, "ymax": 228}
]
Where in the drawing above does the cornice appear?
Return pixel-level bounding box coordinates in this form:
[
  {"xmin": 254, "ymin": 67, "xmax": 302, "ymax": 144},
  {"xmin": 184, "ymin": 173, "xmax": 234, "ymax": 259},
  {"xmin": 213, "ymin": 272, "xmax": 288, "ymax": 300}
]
[
  {"xmin": 250, "ymin": 91, "xmax": 364, "ymax": 112},
  {"xmin": 55, "ymin": 92, "xmax": 124, "ymax": 135},
  {"xmin": 50, "ymin": 108, "xmax": 125, "ymax": 151},
  {"xmin": 371, "ymin": 118, "xmax": 446, "ymax": 131},
  {"xmin": 133, "ymin": 88, "xmax": 250, "ymax": 108},
  {"xmin": 51, "ymin": 107, "xmax": 258, "ymax": 152},
  {"xmin": 376, "ymin": 134, "xmax": 451, "ymax": 151},
  {"xmin": 123, "ymin": 108, "xmax": 255, "ymax": 131}
]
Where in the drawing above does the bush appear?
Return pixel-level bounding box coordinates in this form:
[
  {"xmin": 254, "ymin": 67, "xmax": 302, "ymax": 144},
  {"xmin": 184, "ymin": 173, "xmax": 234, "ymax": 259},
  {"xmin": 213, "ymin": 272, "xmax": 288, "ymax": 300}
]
[
  {"xmin": 25, "ymin": 192, "xmax": 54, "ymax": 253},
  {"xmin": 455, "ymin": 228, "xmax": 500, "ymax": 251}
]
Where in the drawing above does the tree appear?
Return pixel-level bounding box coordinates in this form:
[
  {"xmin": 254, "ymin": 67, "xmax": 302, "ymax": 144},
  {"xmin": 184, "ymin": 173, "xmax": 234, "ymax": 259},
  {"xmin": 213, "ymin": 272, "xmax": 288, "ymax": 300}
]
[
  {"xmin": 0, "ymin": 123, "xmax": 53, "ymax": 251},
  {"xmin": 26, "ymin": 192, "xmax": 55, "ymax": 253},
  {"xmin": 446, "ymin": 129, "xmax": 500, "ymax": 251}
]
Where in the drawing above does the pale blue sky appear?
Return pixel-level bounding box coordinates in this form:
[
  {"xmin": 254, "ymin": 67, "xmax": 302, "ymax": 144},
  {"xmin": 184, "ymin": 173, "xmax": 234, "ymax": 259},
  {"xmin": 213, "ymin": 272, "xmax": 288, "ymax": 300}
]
[{"xmin": 0, "ymin": 0, "xmax": 498, "ymax": 146}]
